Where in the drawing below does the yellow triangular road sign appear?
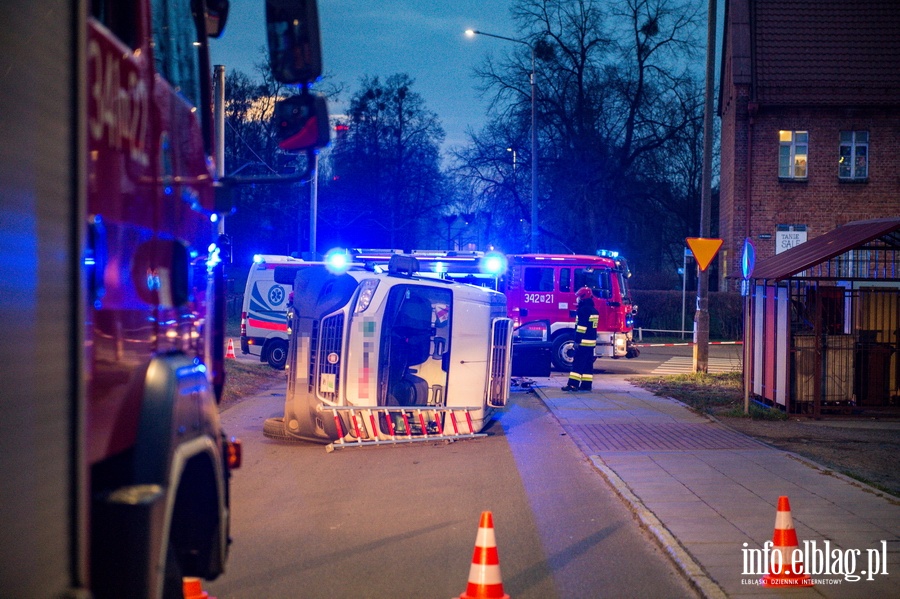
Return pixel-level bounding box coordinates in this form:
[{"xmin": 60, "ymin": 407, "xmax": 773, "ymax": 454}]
[{"xmin": 686, "ymin": 237, "xmax": 723, "ymax": 271}]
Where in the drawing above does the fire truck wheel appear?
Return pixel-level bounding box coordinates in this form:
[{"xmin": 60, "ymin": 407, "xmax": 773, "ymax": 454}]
[
  {"xmin": 266, "ymin": 340, "xmax": 288, "ymax": 370},
  {"xmin": 263, "ymin": 417, "xmax": 302, "ymax": 442},
  {"xmin": 551, "ymin": 334, "xmax": 576, "ymax": 371}
]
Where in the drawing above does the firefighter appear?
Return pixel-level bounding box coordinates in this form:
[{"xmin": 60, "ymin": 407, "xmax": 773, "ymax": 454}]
[{"xmin": 562, "ymin": 286, "xmax": 599, "ymax": 391}]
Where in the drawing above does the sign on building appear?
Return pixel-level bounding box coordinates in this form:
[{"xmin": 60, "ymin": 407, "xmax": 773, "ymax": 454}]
[{"xmin": 775, "ymin": 224, "xmax": 807, "ymax": 254}]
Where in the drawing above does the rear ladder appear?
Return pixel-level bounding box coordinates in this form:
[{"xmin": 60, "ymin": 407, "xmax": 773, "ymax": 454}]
[{"xmin": 322, "ymin": 405, "xmax": 487, "ymax": 452}]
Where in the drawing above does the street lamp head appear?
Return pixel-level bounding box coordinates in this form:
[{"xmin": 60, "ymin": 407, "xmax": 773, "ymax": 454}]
[{"xmin": 465, "ymin": 29, "xmax": 476, "ymax": 37}]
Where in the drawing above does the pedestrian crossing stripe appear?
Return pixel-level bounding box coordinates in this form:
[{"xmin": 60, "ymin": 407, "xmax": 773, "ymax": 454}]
[{"xmin": 651, "ymin": 356, "xmax": 740, "ymax": 375}]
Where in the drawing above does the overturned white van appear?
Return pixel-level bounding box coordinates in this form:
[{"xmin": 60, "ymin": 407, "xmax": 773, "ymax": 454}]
[{"xmin": 263, "ymin": 255, "xmax": 530, "ymax": 448}]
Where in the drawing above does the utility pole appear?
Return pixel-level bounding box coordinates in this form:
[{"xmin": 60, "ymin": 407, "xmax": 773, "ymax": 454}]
[
  {"xmin": 693, "ymin": 0, "xmax": 717, "ymax": 373},
  {"xmin": 214, "ymin": 65, "xmax": 226, "ymax": 237}
]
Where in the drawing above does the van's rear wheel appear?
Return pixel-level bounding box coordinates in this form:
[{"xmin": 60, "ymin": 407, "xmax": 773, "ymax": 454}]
[
  {"xmin": 265, "ymin": 340, "xmax": 288, "ymax": 370},
  {"xmin": 551, "ymin": 333, "xmax": 575, "ymax": 371}
]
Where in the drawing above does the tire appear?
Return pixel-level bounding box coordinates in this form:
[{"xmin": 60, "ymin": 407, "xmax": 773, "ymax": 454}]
[
  {"xmin": 266, "ymin": 339, "xmax": 288, "ymax": 370},
  {"xmin": 263, "ymin": 416, "xmax": 304, "ymax": 442},
  {"xmin": 551, "ymin": 333, "xmax": 576, "ymax": 371}
]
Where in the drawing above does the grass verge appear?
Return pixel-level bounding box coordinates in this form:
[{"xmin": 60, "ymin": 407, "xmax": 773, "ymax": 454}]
[
  {"xmin": 221, "ymin": 359, "xmax": 285, "ymax": 409},
  {"xmin": 628, "ymin": 371, "xmax": 787, "ymax": 420}
]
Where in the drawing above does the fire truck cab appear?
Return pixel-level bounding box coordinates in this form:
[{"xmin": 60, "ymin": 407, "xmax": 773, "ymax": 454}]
[
  {"xmin": 499, "ymin": 253, "xmax": 639, "ymax": 369},
  {"xmin": 263, "ymin": 255, "xmax": 520, "ymax": 446}
]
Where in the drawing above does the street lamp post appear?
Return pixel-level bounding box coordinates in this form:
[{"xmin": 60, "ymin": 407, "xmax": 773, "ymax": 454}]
[{"xmin": 466, "ymin": 29, "xmax": 539, "ymax": 252}]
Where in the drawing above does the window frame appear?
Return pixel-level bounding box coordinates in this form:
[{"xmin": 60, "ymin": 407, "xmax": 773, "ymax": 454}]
[
  {"xmin": 778, "ymin": 130, "xmax": 809, "ymax": 180},
  {"xmin": 838, "ymin": 130, "xmax": 868, "ymax": 180}
]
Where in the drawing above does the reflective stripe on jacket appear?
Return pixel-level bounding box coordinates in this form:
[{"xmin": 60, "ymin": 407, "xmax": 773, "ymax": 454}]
[{"xmin": 573, "ymin": 298, "xmax": 599, "ymax": 345}]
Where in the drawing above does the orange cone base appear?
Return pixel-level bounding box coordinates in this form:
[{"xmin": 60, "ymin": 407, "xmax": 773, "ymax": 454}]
[{"xmin": 459, "ymin": 592, "xmax": 509, "ymax": 599}]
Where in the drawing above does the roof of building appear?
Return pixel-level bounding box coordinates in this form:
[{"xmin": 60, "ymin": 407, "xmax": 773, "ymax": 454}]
[
  {"xmin": 725, "ymin": 0, "xmax": 900, "ymax": 107},
  {"xmin": 752, "ymin": 218, "xmax": 900, "ymax": 281}
]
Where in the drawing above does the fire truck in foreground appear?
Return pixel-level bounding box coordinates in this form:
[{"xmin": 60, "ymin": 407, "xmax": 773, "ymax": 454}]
[
  {"xmin": 1, "ymin": 1, "xmax": 326, "ymax": 597},
  {"xmin": 352, "ymin": 250, "xmax": 640, "ymax": 370},
  {"xmin": 262, "ymin": 255, "xmax": 532, "ymax": 447}
]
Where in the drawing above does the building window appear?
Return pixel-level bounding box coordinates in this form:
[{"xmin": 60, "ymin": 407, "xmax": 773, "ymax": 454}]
[
  {"xmin": 779, "ymin": 131, "xmax": 808, "ymax": 179},
  {"xmin": 839, "ymin": 131, "xmax": 868, "ymax": 179}
]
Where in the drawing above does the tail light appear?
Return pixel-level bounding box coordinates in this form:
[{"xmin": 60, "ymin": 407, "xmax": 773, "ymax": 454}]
[
  {"xmin": 225, "ymin": 437, "xmax": 242, "ymax": 469},
  {"xmin": 240, "ymin": 311, "xmax": 247, "ymax": 336}
]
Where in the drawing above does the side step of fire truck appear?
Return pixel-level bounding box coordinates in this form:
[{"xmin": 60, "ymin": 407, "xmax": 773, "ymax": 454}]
[{"xmin": 322, "ymin": 405, "xmax": 488, "ymax": 452}]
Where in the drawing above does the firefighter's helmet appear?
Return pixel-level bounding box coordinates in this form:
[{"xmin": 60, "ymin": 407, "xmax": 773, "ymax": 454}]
[{"xmin": 576, "ymin": 286, "xmax": 593, "ymax": 301}]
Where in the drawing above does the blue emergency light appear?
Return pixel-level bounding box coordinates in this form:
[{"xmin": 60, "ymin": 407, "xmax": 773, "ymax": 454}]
[
  {"xmin": 480, "ymin": 252, "xmax": 507, "ymax": 275},
  {"xmin": 324, "ymin": 248, "xmax": 352, "ymax": 274}
]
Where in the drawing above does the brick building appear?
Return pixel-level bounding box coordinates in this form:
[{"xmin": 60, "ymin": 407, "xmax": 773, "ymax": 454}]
[{"xmin": 717, "ymin": 0, "xmax": 900, "ymax": 292}]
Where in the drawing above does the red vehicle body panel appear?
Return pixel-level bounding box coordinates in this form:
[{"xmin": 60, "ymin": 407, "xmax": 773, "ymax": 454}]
[{"xmin": 86, "ymin": 18, "xmax": 215, "ymax": 462}]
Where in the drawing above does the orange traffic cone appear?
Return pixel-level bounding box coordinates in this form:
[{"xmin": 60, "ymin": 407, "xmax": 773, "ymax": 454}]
[
  {"xmin": 762, "ymin": 496, "xmax": 813, "ymax": 587},
  {"xmin": 225, "ymin": 338, "xmax": 236, "ymax": 359},
  {"xmin": 183, "ymin": 577, "xmax": 214, "ymax": 599},
  {"xmin": 459, "ymin": 511, "xmax": 510, "ymax": 599}
]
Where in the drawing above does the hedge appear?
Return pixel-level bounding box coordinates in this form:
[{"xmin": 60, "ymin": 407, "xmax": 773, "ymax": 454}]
[{"xmin": 631, "ymin": 290, "xmax": 743, "ymax": 341}]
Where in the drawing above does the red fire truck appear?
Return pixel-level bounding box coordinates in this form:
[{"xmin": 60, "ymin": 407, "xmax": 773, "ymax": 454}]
[
  {"xmin": 351, "ymin": 250, "xmax": 640, "ymax": 370},
  {"xmin": 1, "ymin": 1, "xmax": 325, "ymax": 597},
  {"xmin": 499, "ymin": 253, "xmax": 640, "ymax": 369}
]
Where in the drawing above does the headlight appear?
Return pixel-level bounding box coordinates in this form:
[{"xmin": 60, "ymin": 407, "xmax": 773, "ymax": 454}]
[{"xmin": 354, "ymin": 279, "xmax": 380, "ymax": 314}]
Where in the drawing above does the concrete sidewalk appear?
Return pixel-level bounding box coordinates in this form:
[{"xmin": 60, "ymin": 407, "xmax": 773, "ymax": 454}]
[{"xmin": 530, "ymin": 374, "xmax": 900, "ymax": 599}]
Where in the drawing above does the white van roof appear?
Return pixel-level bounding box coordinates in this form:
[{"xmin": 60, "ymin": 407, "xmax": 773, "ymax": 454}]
[{"xmin": 253, "ymin": 254, "xmax": 305, "ymax": 265}]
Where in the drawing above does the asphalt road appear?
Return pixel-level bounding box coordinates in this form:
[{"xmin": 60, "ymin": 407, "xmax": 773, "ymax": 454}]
[{"xmin": 206, "ymin": 385, "xmax": 699, "ymax": 598}]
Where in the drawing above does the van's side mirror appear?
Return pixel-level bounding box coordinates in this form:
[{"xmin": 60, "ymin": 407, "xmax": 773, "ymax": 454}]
[{"xmin": 266, "ymin": 0, "xmax": 322, "ymax": 84}]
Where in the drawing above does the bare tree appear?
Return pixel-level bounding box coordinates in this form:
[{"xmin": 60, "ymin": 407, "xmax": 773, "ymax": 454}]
[{"xmin": 460, "ymin": 0, "xmax": 706, "ymax": 269}]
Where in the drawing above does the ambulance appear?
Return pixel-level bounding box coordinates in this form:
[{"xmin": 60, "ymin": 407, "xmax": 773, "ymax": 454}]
[
  {"xmin": 262, "ymin": 255, "xmax": 532, "ymax": 446},
  {"xmin": 240, "ymin": 255, "xmax": 307, "ymax": 368}
]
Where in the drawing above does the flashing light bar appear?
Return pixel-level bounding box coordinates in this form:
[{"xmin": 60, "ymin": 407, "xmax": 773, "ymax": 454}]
[{"xmin": 324, "ymin": 248, "xmax": 352, "ymax": 274}]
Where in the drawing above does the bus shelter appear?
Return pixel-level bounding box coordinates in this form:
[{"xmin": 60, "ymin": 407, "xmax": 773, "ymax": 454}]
[{"xmin": 746, "ymin": 218, "xmax": 900, "ymax": 416}]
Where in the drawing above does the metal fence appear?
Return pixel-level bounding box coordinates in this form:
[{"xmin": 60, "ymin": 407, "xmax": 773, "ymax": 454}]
[{"xmin": 785, "ymin": 283, "xmax": 899, "ymax": 414}]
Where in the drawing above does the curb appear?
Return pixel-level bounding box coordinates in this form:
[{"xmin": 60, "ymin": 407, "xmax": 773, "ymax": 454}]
[
  {"xmin": 531, "ymin": 381, "xmax": 727, "ymax": 599},
  {"xmin": 588, "ymin": 455, "xmax": 728, "ymax": 599}
]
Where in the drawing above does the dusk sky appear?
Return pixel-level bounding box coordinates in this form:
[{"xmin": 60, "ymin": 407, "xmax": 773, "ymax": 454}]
[{"xmin": 210, "ymin": 0, "xmax": 520, "ymax": 152}]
